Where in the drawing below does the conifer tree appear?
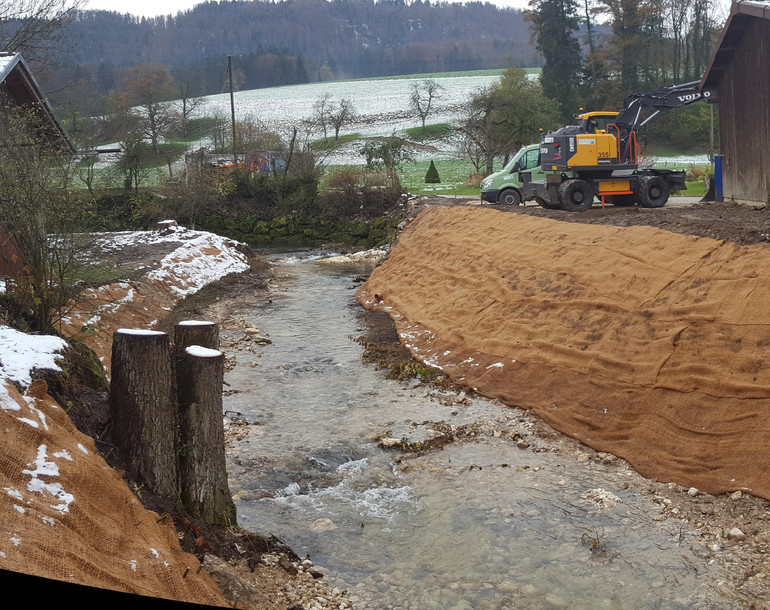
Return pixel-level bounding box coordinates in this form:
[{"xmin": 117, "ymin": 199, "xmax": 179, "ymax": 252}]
[
  {"xmin": 425, "ymin": 160, "xmax": 441, "ymax": 184},
  {"xmin": 526, "ymin": 0, "xmax": 583, "ymax": 121}
]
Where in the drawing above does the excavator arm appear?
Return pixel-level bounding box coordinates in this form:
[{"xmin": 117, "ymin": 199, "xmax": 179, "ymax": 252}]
[{"xmin": 615, "ymin": 81, "xmax": 717, "ymax": 132}]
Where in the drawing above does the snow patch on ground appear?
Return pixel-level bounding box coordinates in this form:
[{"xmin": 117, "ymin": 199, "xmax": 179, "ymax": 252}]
[
  {"xmin": 1, "ymin": 227, "xmax": 249, "ymax": 392},
  {"xmin": 22, "ymin": 444, "xmax": 75, "ymax": 514},
  {"xmin": 147, "ymin": 232, "xmax": 250, "ymax": 296},
  {"xmin": 0, "ymin": 327, "xmax": 67, "ymax": 389}
]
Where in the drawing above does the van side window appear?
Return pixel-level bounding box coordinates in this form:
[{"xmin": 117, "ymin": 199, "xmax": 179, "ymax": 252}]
[{"xmin": 522, "ymin": 149, "xmax": 539, "ymax": 170}]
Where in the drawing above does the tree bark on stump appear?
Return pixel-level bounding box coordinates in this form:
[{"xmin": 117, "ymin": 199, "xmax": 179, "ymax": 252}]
[
  {"xmin": 176, "ymin": 345, "xmax": 236, "ymax": 526},
  {"xmin": 109, "ymin": 329, "xmax": 180, "ymax": 502},
  {"xmin": 174, "ymin": 320, "xmax": 219, "ymax": 352}
]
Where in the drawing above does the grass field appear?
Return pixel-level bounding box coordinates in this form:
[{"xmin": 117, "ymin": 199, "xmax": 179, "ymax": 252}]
[
  {"xmin": 396, "ymin": 158, "xmax": 711, "ymax": 198},
  {"xmin": 398, "ymin": 159, "xmax": 482, "ymax": 196}
]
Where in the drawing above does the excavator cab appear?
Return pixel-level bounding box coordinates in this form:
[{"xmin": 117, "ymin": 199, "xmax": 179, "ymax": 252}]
[{"xmin": 572, "ymin": 111, "xmax": 618, "ymax": 134}]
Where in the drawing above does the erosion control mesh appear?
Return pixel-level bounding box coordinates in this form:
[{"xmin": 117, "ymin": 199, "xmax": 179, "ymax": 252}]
[
  {"xmin": 358, "ymin": 206, "xmax": 770, "ymax": 498},
  {"xmin": 0, "ymin": 379, "xmax": 227, "ymax": 605}
]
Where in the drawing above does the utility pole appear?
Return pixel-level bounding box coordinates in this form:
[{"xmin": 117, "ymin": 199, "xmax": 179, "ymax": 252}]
[{"xmin": 228, "ymin": 55, "xmax": 237, "ymax": 165}]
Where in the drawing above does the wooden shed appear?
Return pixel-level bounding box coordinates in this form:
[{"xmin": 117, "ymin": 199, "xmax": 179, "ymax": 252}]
[
  {"xmin": 701, "ymin": 1, "xmax": 770, "ymax": 204},
  {"xmin": 0, "ymin": 52, "xmax": 73, "ymax": 152}
]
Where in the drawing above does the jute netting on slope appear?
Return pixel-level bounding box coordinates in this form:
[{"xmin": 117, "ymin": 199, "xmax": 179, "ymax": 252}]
[
  {"xmin": 0, "ymin": 379, "xmax": 228, "ymax": 605},
  {"xmin": 357, "ymin": 205, "xmax": 770, "ymax": 498}
]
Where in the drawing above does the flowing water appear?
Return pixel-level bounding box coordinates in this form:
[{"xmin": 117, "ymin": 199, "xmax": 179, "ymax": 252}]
[{"xmin": 223, "ymin": 253, "xmax": 744, "ymax": 609}]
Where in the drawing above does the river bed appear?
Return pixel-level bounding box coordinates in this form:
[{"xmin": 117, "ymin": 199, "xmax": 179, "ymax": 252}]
[{"xmin": 221, "ymin": 252, "xmax": 747, "ymax": 609}]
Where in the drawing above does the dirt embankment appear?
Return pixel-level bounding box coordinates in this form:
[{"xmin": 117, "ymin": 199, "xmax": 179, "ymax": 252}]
[{"xmin": 358, "ymin": 203, "xmax": 770, "ymax": 500}]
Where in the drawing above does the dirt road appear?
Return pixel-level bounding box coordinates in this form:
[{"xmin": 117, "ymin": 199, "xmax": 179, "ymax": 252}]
[{"xmin": 423, "ymin": 195, "xmax": 770, "ymax": 244}]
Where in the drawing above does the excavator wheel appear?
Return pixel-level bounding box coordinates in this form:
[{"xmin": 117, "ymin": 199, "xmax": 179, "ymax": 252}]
[
  {"xmin": 535, "ymin": 196, "xmax": 560, "ymax": 210},
  {"xmin": 636, "ymin": 175, "xmax": 669, "ymax": 208},
  {"xmin": 557, "ymin": 179, "xmax": 594, "ymax": 212},
  {"xmin": 610, "ymin": 194, "xmax": 636, "ymax": 207}
]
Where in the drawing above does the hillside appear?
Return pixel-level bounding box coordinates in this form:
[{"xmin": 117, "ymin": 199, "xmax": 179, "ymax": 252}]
[
  {"xmin": 0, "ymin": 227, "xmax": 246, "ymax": 604},
  {"xmin": 0, "ymin": 227, "xmax": 348, "ymax": 607},
  {"xmin": 43, "ymin": 0, "xmax": 538, "ymax": 99}
]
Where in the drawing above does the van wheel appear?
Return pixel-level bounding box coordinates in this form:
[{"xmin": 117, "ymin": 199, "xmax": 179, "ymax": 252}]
[
  {"xmin": 498, "ymin": 189, "xmax": 521, "ymax": 206},
  {"xmin": 637, "ymin": 176, "xmax": 669, "ymax": 208},
  {"xmin": 557, "ymin": 179, "xmax": 594, "ymax": 212}
]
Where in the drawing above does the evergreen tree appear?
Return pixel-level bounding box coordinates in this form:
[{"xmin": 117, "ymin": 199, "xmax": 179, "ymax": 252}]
[
  {"xmin": 425, "ymin": 160, "xmax": 441, "ymax": 184},
  {"xmin": 526, "ymin": 0, "xmax": 583, "ymax": 120},
  {"xmin": 593, "ymin": 0, "xmax": 655, "ymax": 97}
]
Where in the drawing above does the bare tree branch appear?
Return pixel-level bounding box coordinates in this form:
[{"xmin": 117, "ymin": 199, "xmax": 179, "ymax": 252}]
[
  {"xmin": 0, "ymin": 0, "xmax": 85, "ymax": 61},
  {"xmin": 409, "ymin": 79, "xmax": 444, "ymax": 133}
]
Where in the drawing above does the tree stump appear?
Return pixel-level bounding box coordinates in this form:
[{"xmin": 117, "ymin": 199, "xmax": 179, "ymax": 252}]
[
  {"xmin": 176, "ymin": 345, "xmax": 236, "ymax": 526},
  {"xmin": 174, "ymin": 320, "xmax": 220, "ymax": 351},
  {"xmin": 110, "ymin": 329, "xmax": 180, "ymax": 501},
  {"xmin": 174, "ymin": 320, "xmax": 220, "ymax": 383}
]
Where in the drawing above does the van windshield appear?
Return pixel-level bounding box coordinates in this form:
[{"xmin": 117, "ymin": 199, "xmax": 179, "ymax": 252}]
[
  {"xmin": 503, "ymin": 148, "xmax": 528, "ymax": 172},
  {"xmin": 504, "ymin": 147, "xmax": 540, "ymax": 173}
]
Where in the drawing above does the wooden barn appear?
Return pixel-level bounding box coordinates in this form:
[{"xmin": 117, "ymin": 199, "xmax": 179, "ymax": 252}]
[{"xmin": 701, "ymin": 1, "xmax": 770, "ymax": 205}]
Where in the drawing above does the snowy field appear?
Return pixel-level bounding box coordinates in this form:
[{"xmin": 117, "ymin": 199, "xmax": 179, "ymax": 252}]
[
  {"xmin": 199, "ymin": 74, "xmax": 498, "ymax": 136},
  {"xmin": 188, "ymin": 74, "xmax": 503, "ymax": 164},
  {"xmin": 185, "ymin": 74, "xmax": 710, "ymax": 167}
]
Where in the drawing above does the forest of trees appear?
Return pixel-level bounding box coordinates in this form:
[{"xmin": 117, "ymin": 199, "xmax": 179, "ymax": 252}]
[
  {"xmin": 39, "ymin": 0, "xmax": 539, "ymax": 108},
  {"xmin": 0, "ymin": 0, "xmax": 723, "ymax": 124},
  {"xmin": 527, "ymin": 0, "xmax": 722, "ymax": 119}
]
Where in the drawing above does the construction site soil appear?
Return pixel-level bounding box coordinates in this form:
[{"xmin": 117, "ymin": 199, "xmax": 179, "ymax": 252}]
[{"xmin": 441, "ymin": 196, "xmax": 770, "ymax": 246}]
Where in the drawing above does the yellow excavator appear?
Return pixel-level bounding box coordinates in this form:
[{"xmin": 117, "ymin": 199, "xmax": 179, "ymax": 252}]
[{"xmin": 524, "ymin": 81, "xmax": 716, "ymax": 212}]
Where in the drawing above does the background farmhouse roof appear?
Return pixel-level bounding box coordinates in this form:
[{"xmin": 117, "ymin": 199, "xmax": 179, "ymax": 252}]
[
  {"xmin": 701, "ymin": 1, "xmax": 770, "ymax": 90},
  {"xmin": 0, "ymin": 52, "xmax": 74, "ymax": 152}
]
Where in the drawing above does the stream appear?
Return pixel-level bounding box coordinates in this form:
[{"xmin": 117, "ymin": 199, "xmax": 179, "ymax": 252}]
[{"xmin": 222, "ymin": 252, "xmax": 743, "ymax": 609}]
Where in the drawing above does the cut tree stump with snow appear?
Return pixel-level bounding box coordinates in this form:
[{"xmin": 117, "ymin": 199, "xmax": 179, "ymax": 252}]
[
  {"xmin": 176, "ymin": 344, "xmax": 236, "ymax": 526},
  {"xmin": 174, "ymin": 320, "xmax": 220, "ymax": 352},
  {"xmin": 110, "ymin": 329, "xmax": 180, "ymax": 502}
]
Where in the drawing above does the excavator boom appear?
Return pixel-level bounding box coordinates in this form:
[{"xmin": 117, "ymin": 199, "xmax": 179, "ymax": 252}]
[{"xmin": 615, "ymin": 81, "xmax": 717, "ymax": 131}]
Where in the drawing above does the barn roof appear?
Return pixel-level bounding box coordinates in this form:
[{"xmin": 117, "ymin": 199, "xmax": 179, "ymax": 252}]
[
  {"xmin": 701, "ymin": 1, "xmax": 770, "ymax": 90},
  {"xmin": 0, "ymin": 52, "xmax": 74, "ymax": 152}
]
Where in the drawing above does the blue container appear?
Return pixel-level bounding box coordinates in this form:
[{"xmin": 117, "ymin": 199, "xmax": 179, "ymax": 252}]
[{"xmin": 714, "ymin": 154, "xmax": 724, "ymax": 202}]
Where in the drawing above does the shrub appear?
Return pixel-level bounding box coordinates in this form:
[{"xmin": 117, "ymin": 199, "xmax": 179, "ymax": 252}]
[
  {"xmin": 321, "ymin": 167, "xmax": 404, "ymax": 220},
  {"xmin": 322, "ymin": 167, "xmax": 365, "ymax": 217},
  {"xmin": 425, "ymin": 160, "xmax": 441, "ymax": 183},
  {"xmin": 464, "ymin": 172, "xmax": 485, "ymax": 188}
]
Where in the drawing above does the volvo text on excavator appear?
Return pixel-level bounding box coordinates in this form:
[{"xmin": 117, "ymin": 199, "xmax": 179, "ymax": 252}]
[{"xmin": 522, "ymin": 81, "xmax": 716, "ymax": 212}]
